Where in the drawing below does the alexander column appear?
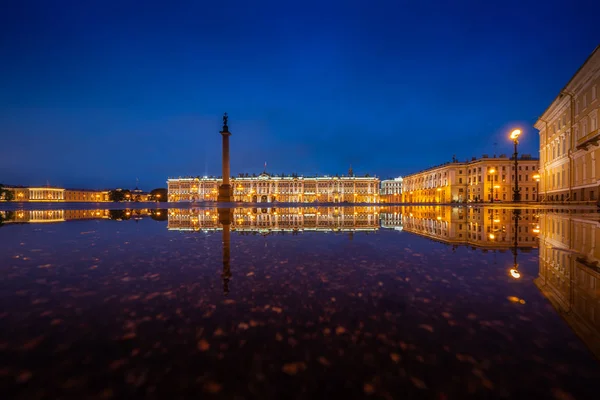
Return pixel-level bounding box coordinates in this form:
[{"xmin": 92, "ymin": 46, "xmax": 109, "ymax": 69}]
[{"xmin": 217, "ymin": 113, "xmax": 232, "ymax": 202}]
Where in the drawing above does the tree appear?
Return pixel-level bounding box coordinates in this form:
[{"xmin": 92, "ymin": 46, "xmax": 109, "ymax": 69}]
[
  {"xmin": 108, "ymin": 189, "xmax": 132, "ymax": 202},
  {"xmin": 0, "ymin": 184, "xmax": 14, "ymax": 201},
  {"xmin": 150, "ymin": 188, "xmax": 168, "ymax": 202}
]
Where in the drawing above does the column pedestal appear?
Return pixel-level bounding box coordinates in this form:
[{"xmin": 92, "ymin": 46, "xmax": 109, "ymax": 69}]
[{"xmin": 218, "ymin": 184, "xmax": 232, "ymax": 202}]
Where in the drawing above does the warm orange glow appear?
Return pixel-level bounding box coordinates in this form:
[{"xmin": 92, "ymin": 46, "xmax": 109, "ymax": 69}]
[
  {"xmin": 509, "ymin": 129, "xmax": 521, "ymax": 140},
  {"xmin": 493, "ymin": 219, "xmax": 500, "ymax": 223},
  {"xmin": 436, "ymin": 216, "xmax": 442, "ymax": 220},
  {"xmin": 494, "ymin": 185, "xmax": 500, "ymax": 189},
  {"xmin": 489, "ymin": 168, "xmax": 496, "ymax": 174},
  {"xmin": 533, "ymin": 174, "xmax": 540, "ymax": 181},
  {"xmin": 510, "ymin": 269, "xmax": 521, "ymax": 279},
  {"xmin": 489, "ymin": 233, "xmax": 495, "ymax": 239}
]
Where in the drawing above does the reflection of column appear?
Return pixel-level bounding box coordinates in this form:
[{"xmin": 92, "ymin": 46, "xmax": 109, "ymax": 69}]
[{"xmin": 218, "ymin": 208, "xmax": 232, "ymax": 294}]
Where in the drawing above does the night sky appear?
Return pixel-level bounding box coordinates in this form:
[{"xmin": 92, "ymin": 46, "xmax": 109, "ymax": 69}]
[{"xmin": 1, "ymin": 0, "xmax": 599, "ymax": 190}]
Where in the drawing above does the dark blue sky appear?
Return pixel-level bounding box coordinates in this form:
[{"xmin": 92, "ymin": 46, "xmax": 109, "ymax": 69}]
[{"xmin": 1, "ymin": 0, "xmax": 599, "ymax": 189}]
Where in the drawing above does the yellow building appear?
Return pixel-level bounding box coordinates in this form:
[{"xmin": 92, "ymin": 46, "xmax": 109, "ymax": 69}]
[
  {"xmin": 64, "ymin": 189, "xmax": 110, "ymax": 202},
  {"xmin": 167, "ymin": 206, "xmax": 381, "ymax": 232},
  {"xmin": 401, "ymin": 160, "xmax": 467, "ymax": 203},
  {"xmin": 4, "ymin": 186, "xmax": 110, "ymax": 202},
  {"xmin": 535, "ymin": 212, "xmax": 600, "ymax": 358},
  {"xmin": 535, "ymin": 45, "xmax": 600, "ymax": 202},
  {"xmin": 8, "ymin": 187, "xmax": 65, "ymax": 202},
  {"xmin": 167, "ymin": 173, "xmax": 380, "ymax": 203},
  {"xmin": 402, "ymin": 155, "xmax": 539, "ymax": 203}
]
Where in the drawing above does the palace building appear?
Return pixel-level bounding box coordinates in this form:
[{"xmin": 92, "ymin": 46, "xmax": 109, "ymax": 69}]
[
  {"xmin": 401, "ymin": 155, "xmax": 539, "ymax": 203},
  {"xmin": 534, "ymin": 45, "xmax": 600, "ymax": 202},
  {"xmin": 380, "ymin": 177, "xmax": 403, "ymax": 203},
  {"xmin": 167, "ymin": 173, "xmax": 380, "ymax": 203},
  {"xmin": 4, "ymin": 186, "xmax": 110, "ymax": 202}
]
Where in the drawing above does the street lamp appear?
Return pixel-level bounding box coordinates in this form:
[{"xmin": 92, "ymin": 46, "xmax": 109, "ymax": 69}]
[
  {"xmin": 533, "ymin": 174, "xmax": 540, "ymax": 202},
  {"xmin": 489, "ymin": 168, "xmax": 496, "ymax": 203},
  {"xmin": 509, "ymin": 129, "xmax": 522, "ymax": 202}
]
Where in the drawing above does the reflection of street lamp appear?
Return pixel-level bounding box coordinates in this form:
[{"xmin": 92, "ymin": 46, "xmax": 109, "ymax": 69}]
[
  {"xmin": 509, "ymin": 129, "xmax": 521, "ymax": 202},
  {"xmin": 533, "ymin": 174, "xmax": 540, "ymax": 202},
  {"xmin": 509, "ymin": 209, "xmax": 521, "ymax": 279},
  {"xmin": 489, "ymin": 168, "xmax": 496, "ymax": 203}
]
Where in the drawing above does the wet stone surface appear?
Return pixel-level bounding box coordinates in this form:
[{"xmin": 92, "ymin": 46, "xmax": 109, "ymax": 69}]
[{"xmin": 1, "ymin": 206, "xmax": 599, "ymax": 399}]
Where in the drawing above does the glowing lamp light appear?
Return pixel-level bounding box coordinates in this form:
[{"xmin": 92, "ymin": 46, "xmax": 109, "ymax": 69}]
[
  {"xmin": 510, "ymin": 269, "xmax": 521, "ymax": 279},
  {"xmin": 489, "ymin": 233, "xmax": 495, "ymax": 239},
  {"xmin": 510, "ymin": 129, "xmax": 521, "ymax": 140},
  {"xmin": 489, "ymin": 168, "xmax": 496, "ymax": 174}
]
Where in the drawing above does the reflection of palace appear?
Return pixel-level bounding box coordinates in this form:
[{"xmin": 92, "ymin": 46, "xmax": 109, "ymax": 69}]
[
  {"xmin": 381, "ymin": 206, "xmax": 540, "ymax": 249},
  {"xmin": 536, "ymin": 212, "xmax": 600, "ymax": 358},
  {"xmin": 167, "ymin": 172, "xmax": 380, "ymax": 203},
  {"xmin": 167, "ymin": 207, "xmax": 381, "ymax": 232}
]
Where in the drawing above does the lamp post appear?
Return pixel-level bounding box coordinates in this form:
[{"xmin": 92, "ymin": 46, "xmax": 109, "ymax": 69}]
[
  {"xmin": 489, "ymin": 168, "xmax": 496, "ymax": 203},
  {"xmin": 509, "ymin": 129, "xmax": 522, "ymax": 202},
  {"xmin": 533, "ymin": 174, "xmax": 540, "ymax": 202}
]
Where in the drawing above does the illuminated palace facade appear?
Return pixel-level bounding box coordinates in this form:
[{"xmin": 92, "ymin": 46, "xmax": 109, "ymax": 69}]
[
  {"xmin": 535, "ymin": 45, "xmax": 600, "ymax": 202},
  {"xmin": 402, "ymin": 155, "xmax": 539, "ymax": 203},
  {"xmin": 380, "ymin": 205, "xmax": 540, "ymax": 249},
  {"xmin": 4, "ymin": 187, "xmax": 110, "ymax": 202},
  {"xmin": 167, "ymin": 206, "xmax": 381, "ymax": 232},
  {"xmin": 536, "ymin": 212, "xmax": 600, "ymax": 358},
  {"xmin": 167, "ymin": 173, "xmax": 380, "ymax": 203},
  {"xmin": 380, "ymin": 177, "xmax": 403, "ymax": 203}
]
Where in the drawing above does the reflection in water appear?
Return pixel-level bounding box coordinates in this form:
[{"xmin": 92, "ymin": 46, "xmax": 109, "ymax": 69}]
[
  {"xmin": 536, "ymin": 211, "xmax": 600, "ymax": 359},
  {"xmin": 218, "ymin": 208, "xmax": 232, "ymax": 295},
  {"xmin": 381, "ymin": 206, "xmax": 539, "ymax": 251},
  {"xmin": 167, "ymin": 206, "xmax": 381, "ymax": 233},
  {"xmin": 2, "ymin": 204, "xmax": 600, "ymax": 397},
  {"xmin": 0, "ymin": 208, "xmax": 164, "ymax": 224}
]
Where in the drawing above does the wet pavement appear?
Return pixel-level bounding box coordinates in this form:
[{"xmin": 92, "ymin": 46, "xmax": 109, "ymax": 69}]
[{"xmin": 1, "ymin": 205, "xmax": 599, "ymax": 399}]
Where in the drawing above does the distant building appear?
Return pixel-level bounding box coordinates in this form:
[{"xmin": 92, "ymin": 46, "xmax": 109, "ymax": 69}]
[
  {"xmin": 534, "ymin": 45, "xmax": 600, "ymax": 202},
  {"xmin": 167, "ymin": 173, "xmax": 380, "ymax": 203},
  {"xmin": 65, "ymin": 189, "xmax": 110, "ymax": 202},
  {"xmin": 380, "ymin": 177, "xmax": 402, "ymax": 203},
  {"xmin": 402, "ymin": 155, "xmax": 539, "ymax": 203},
  {"xmin": 3, "ymin": 186, "xmax": 110, "ymax": 202}
]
